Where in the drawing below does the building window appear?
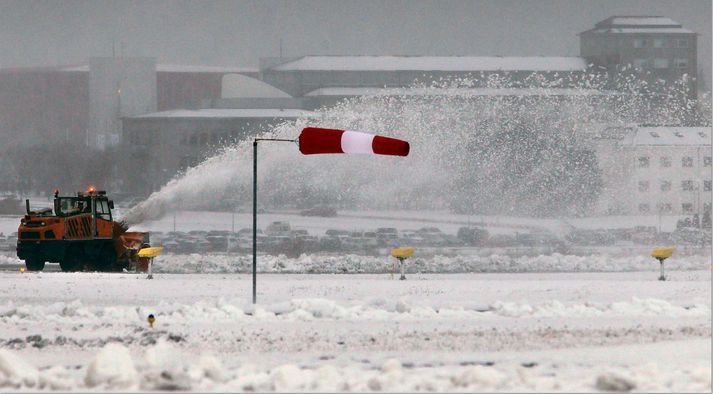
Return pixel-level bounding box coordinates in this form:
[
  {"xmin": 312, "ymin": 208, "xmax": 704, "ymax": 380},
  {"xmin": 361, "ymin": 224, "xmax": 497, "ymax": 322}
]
[
  {"xmin": 638, "ymin": 157, "xmax": 649, "ymax": 168},
  {"xmin": 657, "ymin": 203, "xmax": 672, "ymax": 213},
  {"xmin": 682, "ymin": 203, "xmax": 693, "ymax": 213},
  {"xmin": 705, "ymin": 180, "xmax": 712, "ymax": 192},
  {"xmin": 653, "ymin": 38, "xmax": 666, "ymax": 48},
  {"xmin": 674, "ymin": 58, "xmax": 688, "ymax": 69},
  {"xmin": 633, "ymin": 58, "xmax": 648, "ymax": 69},
  {"xmin": 682, "ymin": 180, "xmax": 695, "ymax": 191},
  {"xmin": 639, "ymin": 203, "xmax": 650, "ymax": 213},
  {"xmin": 638, "ymin": 181, "xmax": 649, "ymax": 192},
  {"xmin": 676, "ymin": 38, "xmax": 688, "ymax": 48},
  {"xmin": 660, "ymin": 156, "xmax": 671, "ymax": 168},
  {"xmin": 660, "ymin": 180, "xmax": 672, "ymax": 192},
  {"xmin": 705, "ymin": 156, "xmax": 712, "ymax": 167},
  {"xmin": 633, "ymin": 38, "xmax": 648, "ymax": 48},
  {"xmin": 682, "ymin": 157, "xmax": 693, "ymax": 167},
  {"xmin": 653, "ymin": 58, "xmax": 669, "ymax": 69}
]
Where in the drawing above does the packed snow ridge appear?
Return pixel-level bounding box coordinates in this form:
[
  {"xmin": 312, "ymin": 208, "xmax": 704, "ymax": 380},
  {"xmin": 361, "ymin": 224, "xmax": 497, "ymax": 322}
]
[
  {"xmin": 1, "ymin": 296, "xmax": 708, "ymax": 325},
  {"xmin": 152, "ymin": 253, "xmax": 710, "ymax": 274}
]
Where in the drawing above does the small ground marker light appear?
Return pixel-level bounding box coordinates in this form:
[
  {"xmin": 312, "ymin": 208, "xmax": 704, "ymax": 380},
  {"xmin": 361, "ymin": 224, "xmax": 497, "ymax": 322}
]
[
  {"xmin": 390, "ymin": 247, "xmax": 416, "ymax": 280},
  {"xmin": 651, "ymin": 247, "xmax": 675, "ymax": 281},
  {"xmin": 19, "ymin": 267, "xmax": 26, "ymax": 273},
  {"xmin": 138, "ymin": 246, "xmax": 164, "ymax": 279},
  {"xmin": 147, "ymin": 314, "xmax": 155, "ymax": 328}
]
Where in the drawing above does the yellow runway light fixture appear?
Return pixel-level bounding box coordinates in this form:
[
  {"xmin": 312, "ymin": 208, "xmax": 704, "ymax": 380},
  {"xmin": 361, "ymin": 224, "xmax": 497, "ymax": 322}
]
[
  {"xmin": 147, "ymin": 314, "xmax": 155, "ymax": 328},
  {"xmin": 651, "ymin": 247, "xmax": 675, "ymax": 281},
  {"xmin": 391, "ymin": 247, "xmax": 416, "ymax": 280},
  {"xmin": 138, "ymin": 247, "xmax": 164, "ymax": 258},
  {"xmin": 138, "ymin": 247, "xmax": 164, "ymax": 279}
]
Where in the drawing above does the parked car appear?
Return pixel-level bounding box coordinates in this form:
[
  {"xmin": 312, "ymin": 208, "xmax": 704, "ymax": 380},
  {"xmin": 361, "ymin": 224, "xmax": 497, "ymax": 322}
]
[
  {"xmin": 266, "ymin": 221, "xmax": 291, "ymax": 236},
  {"xmin": 457, "ymin": 226, "xmax": 489, "ymax": 246},
  {"xmin": 300, "ymin": 206, "xmax": 337, "ymax": 217}
]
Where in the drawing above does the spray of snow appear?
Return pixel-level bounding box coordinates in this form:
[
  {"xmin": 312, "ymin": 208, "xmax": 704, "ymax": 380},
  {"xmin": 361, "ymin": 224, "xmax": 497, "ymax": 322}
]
[{"xmin": 121, "ymin": 73, "xmax": 704, "ymax": 226}]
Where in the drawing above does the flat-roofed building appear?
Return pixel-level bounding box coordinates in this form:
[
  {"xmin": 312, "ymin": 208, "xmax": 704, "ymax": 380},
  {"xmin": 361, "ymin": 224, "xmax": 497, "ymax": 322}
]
[
  {"xmin": 260, "ymin": 55, "xmax": 590, "ymax": 97},
  {"xmin": 580, "ymin": 16, "xmax": 698, "ymax": 96},
  {"xmin": 121, "ymin": 106, "xmax": 318, "ymax": 196}
]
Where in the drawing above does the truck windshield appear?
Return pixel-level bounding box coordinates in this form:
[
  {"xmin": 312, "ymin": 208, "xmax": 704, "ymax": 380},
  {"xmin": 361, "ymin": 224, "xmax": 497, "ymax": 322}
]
[{"xmin": 55, "ymin": 198, "xmax": 90, "ymax": 216}]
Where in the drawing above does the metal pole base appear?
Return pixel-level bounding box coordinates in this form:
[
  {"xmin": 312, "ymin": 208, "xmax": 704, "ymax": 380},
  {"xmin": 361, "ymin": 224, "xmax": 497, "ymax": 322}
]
[
  {"xmin": 399, "ymin": 258, "xmax": 406, "ymax": 280},
  {"xmin": 147, "ymin": 258, "xmax": 154, "ymax": 279}
]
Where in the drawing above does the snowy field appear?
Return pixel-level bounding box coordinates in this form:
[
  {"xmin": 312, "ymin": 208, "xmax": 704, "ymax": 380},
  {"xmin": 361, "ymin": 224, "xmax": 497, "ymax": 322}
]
[{"xmin": 0, "ymin": 269, "xmax": 710, "ymax": 392}]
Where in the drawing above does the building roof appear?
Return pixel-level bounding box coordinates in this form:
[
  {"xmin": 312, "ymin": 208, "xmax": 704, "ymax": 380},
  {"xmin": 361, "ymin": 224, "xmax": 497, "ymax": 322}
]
[
  {"xmin": 60, "ymin": 64, "xmax": 258, "ymax": 73},
  {"xmin": 584, "ymin": 16, "xmax": 694, "ymax": 34},
  {"xmin": 598, "ymin": 16, "xmax": 682, "ymax": 28},
  {"xmin": 129, "ymin": 108, "xmax": 317, "ymax": 119},
  {"xmin": 587, "ymin": 27, "xmax": 694, "ymax": 34},
  {"xmin": 628, "ymin": 127, "xmax": 711, "ymax": 146},
  {"xmin": 269, "ymin": 56, "xmax": 588, "ymax": 72},
  {"xmin": 305, "ymin": 86, "xmax": 618, "ymax": 97}
]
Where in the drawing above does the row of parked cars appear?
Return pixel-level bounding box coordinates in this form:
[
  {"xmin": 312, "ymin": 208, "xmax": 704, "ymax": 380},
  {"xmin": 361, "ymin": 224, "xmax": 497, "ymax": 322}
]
[
  {"xmin": 151, "ymin": 222, "xmax": 467, "ymax": 256},
  {"xmin": 150, "ymin": 221, "xmax": 713, "ymax": 256},
  {"xmin": 565, "ymin": 226, "xmax": 711, "ymax": 247}
]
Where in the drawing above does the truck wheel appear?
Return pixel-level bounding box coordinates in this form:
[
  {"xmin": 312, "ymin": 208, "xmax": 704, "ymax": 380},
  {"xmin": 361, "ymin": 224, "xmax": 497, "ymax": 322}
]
[
  {"xmin": 59, "ymin": 260, "xmax": 82, "ymax": 272},
  {"xmin": 61, "ymin": 244, "xmax": 85, "ymax": 272},
  {"xmin": 94, "ymin": 245, "xmax": 118, "ymax": 272},
  {"xmin": 25, "ymin": 259, "xmax": 45, "ymax": 271}
]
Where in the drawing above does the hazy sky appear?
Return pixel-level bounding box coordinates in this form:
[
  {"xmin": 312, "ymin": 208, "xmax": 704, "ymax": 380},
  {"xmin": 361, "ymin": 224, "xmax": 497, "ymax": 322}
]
[{"xmin": 0, "ymin": 0, "xmax": 710, "ymax": 78}]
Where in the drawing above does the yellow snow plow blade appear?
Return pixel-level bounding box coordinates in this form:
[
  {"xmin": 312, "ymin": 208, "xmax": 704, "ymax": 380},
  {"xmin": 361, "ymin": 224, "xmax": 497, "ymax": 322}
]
[
  {"xmin": 138, "ymin": 247, "xmax": 164, "ymax": 258},
  {"xmin": 651, "ymin": 247, "xmax": 675, "ymax": 259},
  {"xmin": 391, "ymin": 247, "xmax": 416, "ymax": 259}
]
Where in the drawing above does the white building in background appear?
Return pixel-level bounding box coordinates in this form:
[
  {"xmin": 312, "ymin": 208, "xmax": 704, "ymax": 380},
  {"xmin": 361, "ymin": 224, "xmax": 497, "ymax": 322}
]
[
  {"xmin": 596, "ymin": 126, "xmax": 712, "ymax": 216},
  {"xmin": 625, "ymin": 127, "xmax": 711, "ymax": 216}
]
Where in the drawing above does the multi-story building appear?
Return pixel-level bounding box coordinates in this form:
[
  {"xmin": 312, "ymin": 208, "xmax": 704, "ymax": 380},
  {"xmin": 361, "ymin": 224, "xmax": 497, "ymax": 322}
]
[
  {"xmin": 580, "ymin": 16, "xmax": 698, "ymax": 96},
  {"xmin": 626, "ymin": 127, "xmax": 711, "ymax": 217},
  {"xmin": 0, "ymin": 59, "xmax": 257, "ymax": 150}
]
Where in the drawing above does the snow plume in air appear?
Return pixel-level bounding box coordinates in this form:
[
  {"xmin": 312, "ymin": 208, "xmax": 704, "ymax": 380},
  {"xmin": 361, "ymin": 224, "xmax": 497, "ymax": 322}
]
[{"xmin": 122, "ymin": 71, "xmax": 705, "ymax": 225}]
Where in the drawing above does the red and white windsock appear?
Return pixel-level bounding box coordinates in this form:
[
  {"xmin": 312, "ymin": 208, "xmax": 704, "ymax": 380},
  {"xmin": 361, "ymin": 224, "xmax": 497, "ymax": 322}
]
[{"xmin": 298, "ymin": 127, "xmax": 410, "ymax": 157}]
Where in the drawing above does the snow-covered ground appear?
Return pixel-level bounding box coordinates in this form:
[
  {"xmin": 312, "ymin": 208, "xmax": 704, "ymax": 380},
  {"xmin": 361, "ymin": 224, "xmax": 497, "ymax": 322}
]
[{"xmin": 0, "ymin": 270, "xmax": 710, "ymax": 392}]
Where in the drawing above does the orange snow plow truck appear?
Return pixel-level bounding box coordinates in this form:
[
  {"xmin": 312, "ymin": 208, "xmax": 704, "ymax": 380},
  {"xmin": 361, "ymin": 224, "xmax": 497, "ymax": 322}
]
[{"xmin": 16, "ymin": 188, "xmax": 151, "ymax": 272}]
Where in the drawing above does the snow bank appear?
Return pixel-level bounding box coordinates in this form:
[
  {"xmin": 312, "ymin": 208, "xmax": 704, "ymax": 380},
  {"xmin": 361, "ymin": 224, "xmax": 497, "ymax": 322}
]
[
  {"xmin": 154, "ymin": 252, "xmax": 711, "ymax": 274},
  {"xmin": 1, "ymin": 297, "xmax": 707, "ymax": 327},
  {"xmin": 2, "ymin": 341, "xmax": 709, "ymax": 392},
  {"xmin": 84, "ymin": 343, "xmax": 138, "ymax": 389},
  {"xmin": 0, "ymin": 254, "xmax": 21, "ymax": 265},
  {"xmin": 0, "ymin": 349, "xmax": 38, "ymax": 388}
]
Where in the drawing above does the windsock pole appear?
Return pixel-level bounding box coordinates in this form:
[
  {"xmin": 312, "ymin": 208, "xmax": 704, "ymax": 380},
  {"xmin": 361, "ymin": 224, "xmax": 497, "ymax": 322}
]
[
  {"xmin": 252, "ymin": 138, "xmax": 296, "ymax": 304},
  {"xmin": 252, "ymin": 140, "xmax": 257, "ymax": 304}
]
